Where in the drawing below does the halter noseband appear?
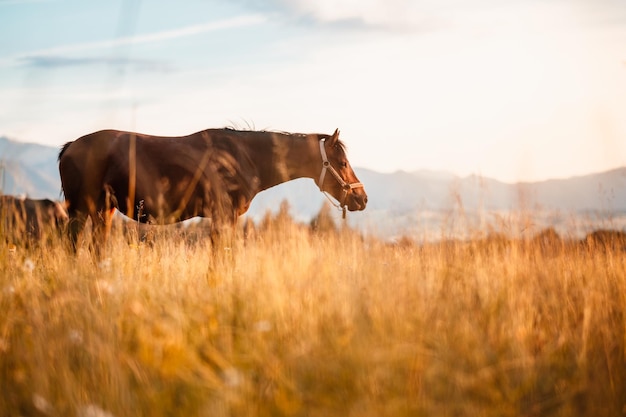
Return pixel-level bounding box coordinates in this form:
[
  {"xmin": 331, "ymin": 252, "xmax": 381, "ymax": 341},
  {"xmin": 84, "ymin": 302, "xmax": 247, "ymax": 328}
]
[{"xmin": 317, "ymin": 138, "xmax": 364, "ymax": 217}]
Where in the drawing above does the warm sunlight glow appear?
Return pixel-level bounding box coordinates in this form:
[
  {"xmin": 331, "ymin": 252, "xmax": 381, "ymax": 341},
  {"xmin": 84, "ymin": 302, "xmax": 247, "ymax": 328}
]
[{"xmin": 0, "ymin": 0, "xmax": 624, "ymax": 182}]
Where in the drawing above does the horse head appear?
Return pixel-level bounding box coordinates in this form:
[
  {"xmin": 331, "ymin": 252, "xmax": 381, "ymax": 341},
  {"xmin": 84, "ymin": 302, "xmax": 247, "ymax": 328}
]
[{"xmin": 316, "ymin": 129, "xmax": 368, "ymax": 213}]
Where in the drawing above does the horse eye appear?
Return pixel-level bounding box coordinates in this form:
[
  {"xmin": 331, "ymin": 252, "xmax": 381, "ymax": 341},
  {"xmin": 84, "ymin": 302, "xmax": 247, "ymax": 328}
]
[{"xmin": 341, "ymin": 161, "xmax": 348, "ymax": 168}]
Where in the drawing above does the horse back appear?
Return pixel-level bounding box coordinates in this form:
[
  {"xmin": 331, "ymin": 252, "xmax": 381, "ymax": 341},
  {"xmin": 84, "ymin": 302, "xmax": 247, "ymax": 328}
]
[{"xmin": 58, "ymin": 129, "xmax": 256, "ymax": 222}]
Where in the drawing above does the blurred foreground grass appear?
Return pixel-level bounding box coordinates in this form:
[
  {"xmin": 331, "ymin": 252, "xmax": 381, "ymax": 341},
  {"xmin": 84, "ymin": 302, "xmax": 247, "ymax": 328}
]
[{"xmin": 1, "ymin": 216, "xmax": 625, "ymax": 417}]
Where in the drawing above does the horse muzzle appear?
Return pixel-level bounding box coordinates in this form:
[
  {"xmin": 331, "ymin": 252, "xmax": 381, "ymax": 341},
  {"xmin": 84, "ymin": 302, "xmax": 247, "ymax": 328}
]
[{"xmin": 346, "ymin": 191, "xmax": 368, "ymax": 211}]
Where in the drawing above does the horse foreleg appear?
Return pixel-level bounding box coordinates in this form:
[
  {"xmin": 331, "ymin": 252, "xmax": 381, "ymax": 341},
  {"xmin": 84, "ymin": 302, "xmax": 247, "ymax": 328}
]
[
  {"xmin": 88, "ymin": 184, "xmax": 118, "ymax": 256},
  {"xmin": 209, "ymin": 214, "xmax": 241, "ymax": 252},
  {"xmin": 67, "ymin": 211, "xmax": 87, "ymax": 252},
  {"xmin": 90, "ymin": 208, "xmax": 115, "ymax": 257}
]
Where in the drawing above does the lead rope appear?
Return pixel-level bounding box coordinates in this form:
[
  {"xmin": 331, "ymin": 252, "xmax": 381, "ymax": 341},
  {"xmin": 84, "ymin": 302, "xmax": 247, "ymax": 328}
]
[{"xmin": 321, "ymin": 188, "xmax": 347, "ymax": 219}]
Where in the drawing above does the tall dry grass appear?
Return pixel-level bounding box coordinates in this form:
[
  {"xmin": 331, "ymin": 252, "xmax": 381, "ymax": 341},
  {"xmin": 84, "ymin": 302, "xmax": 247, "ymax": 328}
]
[{"xmin": 1, "ymin": 214, "xmax": 625, "ymax": 417}]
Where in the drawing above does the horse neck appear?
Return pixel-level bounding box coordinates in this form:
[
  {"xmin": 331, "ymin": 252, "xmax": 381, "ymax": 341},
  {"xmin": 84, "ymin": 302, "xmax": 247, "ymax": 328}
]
[{"xmin": 253, "ymin": 133, "xmax": 320, "ymax": 191}]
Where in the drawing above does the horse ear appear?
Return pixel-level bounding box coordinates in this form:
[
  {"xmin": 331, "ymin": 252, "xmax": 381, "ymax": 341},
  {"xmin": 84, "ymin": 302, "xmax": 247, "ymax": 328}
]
[{"xmin": 329, "ymin": 128, "xmax": 340, "ymax": 146}]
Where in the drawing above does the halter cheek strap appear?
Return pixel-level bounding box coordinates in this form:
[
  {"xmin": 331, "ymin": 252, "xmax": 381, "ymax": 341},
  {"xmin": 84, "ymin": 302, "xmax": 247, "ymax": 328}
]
[{"xmin": 317, "ymin": 138, "xmax": 364, "ymax": 216}]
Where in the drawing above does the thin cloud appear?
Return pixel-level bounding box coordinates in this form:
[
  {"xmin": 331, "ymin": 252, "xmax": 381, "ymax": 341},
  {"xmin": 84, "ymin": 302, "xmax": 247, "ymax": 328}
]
[
  {"xmin": 0, "ymin": 0, "xmax": 57, "ymax": 5},
  {"xmin": 0, "ymin": 14, "xmax": 267, "ymax": 67},
  {"xmin": 236, "ymin": 0, "xmax": 445, "ymax": 32},
  {"xmin": 18, "ymin": 56, "xmax": 175, "ymax": 72},
  {"xmin": 240, "ymin": 0, "xmax": 626, "ymax": 33}
]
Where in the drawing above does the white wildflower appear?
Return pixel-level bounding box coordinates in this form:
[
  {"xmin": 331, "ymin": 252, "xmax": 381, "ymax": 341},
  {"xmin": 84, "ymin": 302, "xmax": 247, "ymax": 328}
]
[
  {"xmin": 222, "ymin": 367, "xmax": 243, "ymax": 388},
  {"xmin": 96, "ymin": 279, "xmax": 115, "ymax": 295},
  {"xmin": 78, "ymin": 404, "xmax": 116, "ymax": 417},
  {"xmin": 32, "ymin": 393, "xmax": 55, "ymax": 415},
  {"xmin": 98, "ymin": 258, "xmax": 112, "ymax": 272},
  {"xmin": 23, "ymin": 258, "xmax": 35, "ymax": 273},
  {"xmin": 254, "ymin": 320, "xmax": 272, "ymax": 333},
  {"xmin": 68, "ymin": 329, "xmax": 84, "ymax": 345}
]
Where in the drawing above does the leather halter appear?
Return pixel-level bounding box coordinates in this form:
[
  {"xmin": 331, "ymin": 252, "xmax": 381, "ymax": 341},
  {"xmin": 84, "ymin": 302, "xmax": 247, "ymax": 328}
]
[{"xmin": 316, "ymin": 138, "xmax": 364, "ymax": 214}]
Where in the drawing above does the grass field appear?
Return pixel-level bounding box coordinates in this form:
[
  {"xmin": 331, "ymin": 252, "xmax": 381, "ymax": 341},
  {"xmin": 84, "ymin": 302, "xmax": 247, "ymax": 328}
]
[{"xmin": 1, "ymin": 211, "xmax": 625, "ymax": 417}]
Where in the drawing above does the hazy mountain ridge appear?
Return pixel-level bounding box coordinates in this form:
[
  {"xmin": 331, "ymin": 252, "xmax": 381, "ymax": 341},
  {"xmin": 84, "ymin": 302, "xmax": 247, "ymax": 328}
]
[
  {"xmin": 1, "ymin": 136, "xmax": 625, "ymax": 237},
  {"xmin": 0, "ymin": 137, "xmax": 61, "ymax": 198}
]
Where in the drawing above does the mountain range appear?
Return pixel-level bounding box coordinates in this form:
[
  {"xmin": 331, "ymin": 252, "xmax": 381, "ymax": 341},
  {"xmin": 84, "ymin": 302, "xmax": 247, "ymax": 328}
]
[{"xmin": 1, "ymin": 136, "xmax": 625, "ymax": 239}]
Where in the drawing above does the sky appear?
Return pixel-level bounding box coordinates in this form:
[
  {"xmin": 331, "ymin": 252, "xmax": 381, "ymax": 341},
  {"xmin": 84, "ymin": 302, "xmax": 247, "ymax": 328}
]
[{"xmin": 1, "ymin": 0, "xmax": 625, "ymax": 183}]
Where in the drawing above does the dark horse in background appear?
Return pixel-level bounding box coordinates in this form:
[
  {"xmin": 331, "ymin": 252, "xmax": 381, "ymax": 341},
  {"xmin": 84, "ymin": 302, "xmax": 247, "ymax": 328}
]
[
  {"xmin": 0, "ymin": 195, "xmax": 68, "ymax": 245},
  {"xmin": 58, "ymin": 127, "xmax": 367, "ymax": 250}
]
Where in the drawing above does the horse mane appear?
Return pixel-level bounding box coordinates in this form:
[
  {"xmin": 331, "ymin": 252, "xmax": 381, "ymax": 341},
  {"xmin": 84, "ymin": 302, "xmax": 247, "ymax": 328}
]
[
  {"xmin": 223, "ymin": 126, "xmax": 305, "ymax": 137},
  {"xmin": 220, "ymin": 126, "xmax": 346, "ymax": 151}
]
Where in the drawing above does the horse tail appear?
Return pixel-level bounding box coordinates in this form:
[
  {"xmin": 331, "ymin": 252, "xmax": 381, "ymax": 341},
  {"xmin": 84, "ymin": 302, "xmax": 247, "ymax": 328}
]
[
  {"xmin": 58, "ymin": 141, "xmax": 73, "ymax": 162},
  {"xmin": 58, "ymin": 141, "xmax": 81, "ymax": 204}
]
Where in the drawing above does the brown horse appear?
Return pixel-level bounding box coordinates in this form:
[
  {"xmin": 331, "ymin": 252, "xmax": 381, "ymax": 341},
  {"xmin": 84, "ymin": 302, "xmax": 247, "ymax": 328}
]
[{"xmin": 58, "ymin": 127, "xmax": 367, "ymax": 249}]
